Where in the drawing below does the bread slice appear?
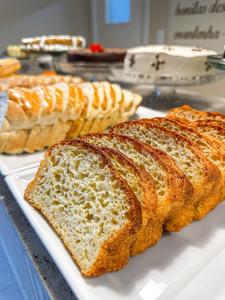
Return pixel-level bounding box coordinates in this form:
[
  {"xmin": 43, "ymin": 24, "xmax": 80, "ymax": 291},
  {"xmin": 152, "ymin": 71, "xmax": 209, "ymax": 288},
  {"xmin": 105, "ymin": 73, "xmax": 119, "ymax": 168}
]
[
  {"xmin": 24, "ymin": 140, "xmax": 142, "ymax": 277},
  {"xmin": 81, "ymin": 133, "xmax": 192, "ymax": 233},
  {"xmin": 142, "ymin": 117, "xmax": 223, "ymax": 220},
  {"xmin": 89, "ymin": 82, "xmax": 110, "ymax": 133},
  {"xmin": 90, "ymin": 82, "xmax": 142, "ymax": 132},
  {"xmin": 67, "ymin": 85, "xmax": 88, "ymax": 139},
  {"xmin": 111, "ymin": 84, "xmax": 142, "ymax": 124},
  {"xmin": 111, "ymin": 121, "xmax": 218, "ymax": 230},
  {"xmin": 168, "ymin": 117, "xmax": 225, "ymax": 149},
  {"xmin": 96, "ymin": 81, "xmax": 121, "ymax": 129},
  {"xmin": 67, "ymin": 82, "xmax": 142, "ymax": 139},
  {"xmin": 74, "ymin": 82, "xmax": 100, "ymax": 136},
  {"xmin": 91, "ymin": 146, "xmax": 157, "ymax": 255},
  {"xmin": 167, "ymin": 105, "xmax": 225, "ymax": 122},
  {"xmin": 191, "ymin": 121, "xmax": 225, "ymax": 145},
  {"xmin": 192, "ymin": 119, "xmax": 225, "ymax": 127}
]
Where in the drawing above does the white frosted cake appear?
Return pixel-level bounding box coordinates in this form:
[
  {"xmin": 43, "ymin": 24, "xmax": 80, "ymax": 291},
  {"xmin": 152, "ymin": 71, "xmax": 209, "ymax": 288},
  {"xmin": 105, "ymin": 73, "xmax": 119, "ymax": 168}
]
[{"xmin": 123, "ymin": 45, "xmax": 217, "ymax": 81}]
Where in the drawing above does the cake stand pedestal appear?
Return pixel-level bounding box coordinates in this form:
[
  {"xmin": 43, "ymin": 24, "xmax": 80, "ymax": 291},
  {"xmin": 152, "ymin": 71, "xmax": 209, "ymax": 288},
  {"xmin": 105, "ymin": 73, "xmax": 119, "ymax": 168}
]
[{"xmin": 109, "ymin": 66, "xmax": 225, "ymax": 112}]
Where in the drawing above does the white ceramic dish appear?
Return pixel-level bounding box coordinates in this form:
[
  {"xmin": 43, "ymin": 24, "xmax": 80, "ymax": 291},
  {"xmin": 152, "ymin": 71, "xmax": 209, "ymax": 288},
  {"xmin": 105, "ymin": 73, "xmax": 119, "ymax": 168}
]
[
  {"xmin": 0, "ymin": 151, "xmax": 45, "ymax": 176},
  {"xmin": 0, "ymin": 106, "xmax": 164, "ymax": 176},
  {"xmin": 5, "ymin": 168, "xmax": 225, "ymax": 300}
]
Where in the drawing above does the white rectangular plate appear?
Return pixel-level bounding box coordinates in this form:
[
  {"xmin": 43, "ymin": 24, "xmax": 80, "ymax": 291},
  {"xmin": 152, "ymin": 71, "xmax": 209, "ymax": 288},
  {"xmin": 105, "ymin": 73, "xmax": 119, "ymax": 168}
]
[
  {"xmin": 0, "ymin": 151, "xmax": 45, "ymax": 176},
  {"xmin": 0, "ymin": 106, "xmax": 164, "ymax": 176},
  {"xmin": 5, "ymin": 168, "xmax": 225, "ymax": 300}
]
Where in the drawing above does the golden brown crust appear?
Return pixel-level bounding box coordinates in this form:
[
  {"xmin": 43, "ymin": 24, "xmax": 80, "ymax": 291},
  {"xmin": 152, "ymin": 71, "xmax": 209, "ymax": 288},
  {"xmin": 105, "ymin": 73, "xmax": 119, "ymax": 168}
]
[
  {"xmin": 81, "ymin": 132, "xmax": 193, "ymax": 232},
  {"xmin": 192, "ymin": 122, "xmax": 225, "ymax": 144},
  {"xmin": 193, "ymin": 119, "xmax": 225, "ymax": 127},
  {"xmin": 110, "ymin": 120, "xmax": 219, "ymax": 230},
  {"xmin": 25, "ymin": 139, "xmax": 142, "ymax": 276},
  {"xmin": 171, "ymin": 118, "xmax": 225, "ymax": 151},
  {"xmin": 140, "ymin": 117, "xmax": 224, "ymax": 220}
]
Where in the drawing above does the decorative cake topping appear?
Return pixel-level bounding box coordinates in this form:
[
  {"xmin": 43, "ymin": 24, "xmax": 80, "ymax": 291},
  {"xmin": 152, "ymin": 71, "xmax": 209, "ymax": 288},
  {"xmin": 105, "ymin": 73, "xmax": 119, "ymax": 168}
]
[
  {"xmin": 151, "ymin": 55, "xmax": 165, "ymax": 71},
  {"xmin": 123, "ymin": 44, "xmax": 217, "ymax": 81},
  {"xmin": 129, "ymin": 54, "xmax": 135, "ymax": 67},
  {"xmin": 127, "ymin": 45, "xmax": 217, "ymax": 57},
  {"xmin": 89, "ymin": 43, "xmax": 104, "ymax": 53}
]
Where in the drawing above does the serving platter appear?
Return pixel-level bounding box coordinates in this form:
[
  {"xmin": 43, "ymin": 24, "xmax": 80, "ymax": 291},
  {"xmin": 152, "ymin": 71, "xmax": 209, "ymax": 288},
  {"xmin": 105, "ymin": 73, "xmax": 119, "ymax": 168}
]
[
  {"xmin": 0, "ymin": 151, "xmax": 44, "ymax": 176},
  {"xmin": 5, "ymin": 167, "xmax": 225, "ymax": 300},
  {"xmin": 0, "ymin": 106, "xmax": 164, "ymax": 176}
]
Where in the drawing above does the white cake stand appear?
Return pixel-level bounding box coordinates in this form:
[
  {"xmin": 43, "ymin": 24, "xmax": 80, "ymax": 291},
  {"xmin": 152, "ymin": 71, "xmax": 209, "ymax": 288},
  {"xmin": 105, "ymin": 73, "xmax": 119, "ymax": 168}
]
[{"xmin": 109, "ymin": 66, "xmax": 225, "ymax": 112}]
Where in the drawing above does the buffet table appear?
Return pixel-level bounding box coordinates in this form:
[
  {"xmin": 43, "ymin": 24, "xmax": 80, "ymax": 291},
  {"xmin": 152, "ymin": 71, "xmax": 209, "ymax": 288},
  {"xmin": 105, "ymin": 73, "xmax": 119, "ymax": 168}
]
[{"xmin": 0, "ymin": 174, "xmax": 78, "ymax": 300}]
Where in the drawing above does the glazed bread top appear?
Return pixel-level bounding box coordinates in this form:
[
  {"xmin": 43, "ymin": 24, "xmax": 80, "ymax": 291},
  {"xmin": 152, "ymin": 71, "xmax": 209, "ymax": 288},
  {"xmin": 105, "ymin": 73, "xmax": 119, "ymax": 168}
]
[
  {"xmin": 0, "ymin": 82, "xmax": 142, "ymax": 133},
  {"xmin": 1, "ymin": 83, "xmax": 86, "ymax": 132}
]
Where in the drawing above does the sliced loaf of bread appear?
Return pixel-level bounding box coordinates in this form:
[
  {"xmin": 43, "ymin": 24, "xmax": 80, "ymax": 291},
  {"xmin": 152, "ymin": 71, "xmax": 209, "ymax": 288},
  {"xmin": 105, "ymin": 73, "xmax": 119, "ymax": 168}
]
[
  {"xmin": 111, "ymin": 121, "xmax": 218, "ymax": 231},
  {"xmin": 24, "ymin": 140, "xmax": 142, "ymax": 276},
  {"xmin": 142, "ymin": 117, "xmax": 223, "ymax": 219},
  {"xmin": 81, "ymin": 133, "xmax": 192, "ymax": 233}
]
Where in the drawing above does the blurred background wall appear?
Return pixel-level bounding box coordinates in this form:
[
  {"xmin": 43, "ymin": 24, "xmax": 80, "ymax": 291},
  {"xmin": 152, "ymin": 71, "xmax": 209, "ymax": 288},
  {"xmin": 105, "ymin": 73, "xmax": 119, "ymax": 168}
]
[
  {"xmin": 0, "ymin": 0, "xmax": 91, "ymax": 52},
  {"xmin": 0, "ymin": 0, "xmax": 224, "ymax": 99}
]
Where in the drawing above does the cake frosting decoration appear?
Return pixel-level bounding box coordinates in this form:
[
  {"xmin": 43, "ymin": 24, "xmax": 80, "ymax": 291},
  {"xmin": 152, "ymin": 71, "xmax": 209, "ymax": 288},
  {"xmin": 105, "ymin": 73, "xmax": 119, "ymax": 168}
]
[{"xmin": 123, "ymin": 45, "xmax": 217, "ymax": 81}]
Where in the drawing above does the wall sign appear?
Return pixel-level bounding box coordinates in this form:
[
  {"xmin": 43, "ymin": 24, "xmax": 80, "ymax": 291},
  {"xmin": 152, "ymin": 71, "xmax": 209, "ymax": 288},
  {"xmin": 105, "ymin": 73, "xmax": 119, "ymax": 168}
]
[{"xmin": 168, "ymin": 0, "xmax": 225, "ymax": 52}]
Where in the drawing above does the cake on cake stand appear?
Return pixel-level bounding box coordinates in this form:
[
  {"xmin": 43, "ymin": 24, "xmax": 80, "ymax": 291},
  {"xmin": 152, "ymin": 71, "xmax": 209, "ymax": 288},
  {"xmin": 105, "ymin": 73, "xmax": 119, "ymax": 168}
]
[{"xmin": 109, "ymin": 45, "xmax": 225, "ymax": 112}]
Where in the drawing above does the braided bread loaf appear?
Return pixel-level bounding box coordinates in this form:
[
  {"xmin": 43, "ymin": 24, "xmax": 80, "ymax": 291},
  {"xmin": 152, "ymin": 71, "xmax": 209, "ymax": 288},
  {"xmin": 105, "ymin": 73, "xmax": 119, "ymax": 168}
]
[{"xmin": 0, "ymin": 82, "xmax": 142, "ymax": 153}]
